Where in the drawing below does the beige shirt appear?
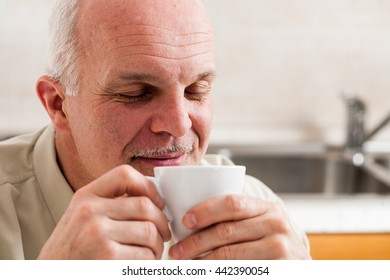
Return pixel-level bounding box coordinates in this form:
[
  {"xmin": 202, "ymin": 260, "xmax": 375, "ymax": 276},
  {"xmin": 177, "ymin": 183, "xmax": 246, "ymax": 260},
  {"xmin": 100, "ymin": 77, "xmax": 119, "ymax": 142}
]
[{"xmin": 0, "ymin": 125, "xmax": 308, "ymax": 259}]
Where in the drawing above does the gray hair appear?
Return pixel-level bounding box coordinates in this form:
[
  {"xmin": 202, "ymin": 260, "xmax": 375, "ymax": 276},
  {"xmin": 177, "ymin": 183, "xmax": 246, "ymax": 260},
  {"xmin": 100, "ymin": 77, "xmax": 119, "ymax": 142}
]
[{"xmin": 46, "ymin": 0, "xmax": 81, "ymax": 96}]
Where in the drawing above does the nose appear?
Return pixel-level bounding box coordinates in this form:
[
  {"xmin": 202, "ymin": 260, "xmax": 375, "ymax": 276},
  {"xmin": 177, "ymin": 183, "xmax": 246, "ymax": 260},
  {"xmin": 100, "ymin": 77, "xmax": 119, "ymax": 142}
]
[{"xmin": 149, "ymin": 93, "xmax": 192, "ymax": 137}]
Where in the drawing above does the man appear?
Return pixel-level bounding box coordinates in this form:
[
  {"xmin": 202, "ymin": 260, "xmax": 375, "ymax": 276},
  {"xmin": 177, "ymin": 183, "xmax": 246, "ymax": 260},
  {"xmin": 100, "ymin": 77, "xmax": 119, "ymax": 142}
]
[{"xmin": 0, "ymin": 0, "xmax": 311, "ymax": 259}]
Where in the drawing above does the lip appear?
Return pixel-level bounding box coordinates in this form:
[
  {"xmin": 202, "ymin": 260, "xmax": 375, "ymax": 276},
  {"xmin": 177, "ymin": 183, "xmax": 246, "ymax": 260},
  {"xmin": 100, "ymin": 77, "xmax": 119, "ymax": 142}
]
[{"xmin": 134, "ymin": 153, "xmax": 186, "ymax": 167}]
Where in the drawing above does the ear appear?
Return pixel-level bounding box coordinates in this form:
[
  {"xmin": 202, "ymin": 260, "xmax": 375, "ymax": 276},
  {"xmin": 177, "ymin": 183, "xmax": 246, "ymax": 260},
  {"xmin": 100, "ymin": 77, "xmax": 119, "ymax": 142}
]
[{"xmin": 36, "ymin": 76, "xmax": 69, "ymax": 131}]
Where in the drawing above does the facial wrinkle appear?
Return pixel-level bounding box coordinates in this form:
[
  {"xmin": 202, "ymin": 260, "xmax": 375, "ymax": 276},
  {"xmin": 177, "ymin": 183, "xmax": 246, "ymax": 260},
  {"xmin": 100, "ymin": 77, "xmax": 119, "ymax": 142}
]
[
  {"xmin": 112, "ymin": 50, "xmax": 213, "ymax": 62},
  {"xmin": 104, "ymin": 23, "xmax": 213, "ymax": 61},
  {"xmin": 106, "ymin": 23, "xmax": 212, "ymax": 39}
]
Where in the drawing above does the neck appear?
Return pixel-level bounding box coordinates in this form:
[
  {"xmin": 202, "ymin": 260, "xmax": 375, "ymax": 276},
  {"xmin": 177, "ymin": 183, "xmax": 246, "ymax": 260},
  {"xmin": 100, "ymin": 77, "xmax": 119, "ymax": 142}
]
[{"xmin": 54, "ymin": 130, "xmax": 92, "ymax": 192}]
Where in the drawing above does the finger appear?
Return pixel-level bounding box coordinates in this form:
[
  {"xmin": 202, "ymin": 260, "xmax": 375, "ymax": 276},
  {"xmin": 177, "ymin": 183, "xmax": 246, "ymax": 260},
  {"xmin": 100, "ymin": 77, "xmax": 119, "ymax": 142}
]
[
  {"xmin": 196, "ymin": 239, "xmax": 271, "ymax": 260},
  {"xmin": 173, "ymin": 229, "xmax": 293, "ymax": 260},
  {"xmin": 106, "ymin": 219, "xmax": 166, "ymax": 259},
  {"xmin": 169, "ymin": 217, "xmax": 264, "ymax": 260},
  {"xmin": 199, "ymin": 233, "xmax": 307, "ymax": 260},
  {"xmin": 100, "ymin": 240, "xmax": 158, "ymax": 260},
  {"xmin": 102, "ymin": 196, "xmax": 171, "ymax": 241},
  {"xmin": 182, "ymin": 195, "xmax": 270, "ymax": 230},
  {"xmin": 80, "ymin": 165, "xmax": 164, "ymax": 209}
]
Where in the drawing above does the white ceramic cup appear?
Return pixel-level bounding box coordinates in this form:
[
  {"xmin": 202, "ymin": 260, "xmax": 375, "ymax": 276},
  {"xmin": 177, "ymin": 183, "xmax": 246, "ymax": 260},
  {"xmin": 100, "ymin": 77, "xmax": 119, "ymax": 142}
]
[{"xmin": 147, "ymin": 165, "xmax": 246, "ymax": 241}]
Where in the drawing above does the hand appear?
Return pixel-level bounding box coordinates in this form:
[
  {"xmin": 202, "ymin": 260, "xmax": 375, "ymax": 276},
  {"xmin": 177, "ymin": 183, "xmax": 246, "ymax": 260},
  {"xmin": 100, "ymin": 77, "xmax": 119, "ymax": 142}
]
[
  {"xmin": 38, "ymin": 165, "xmax": 171, "ymax": 259},
  {"xmin": 168, "ymin": 195, "xmax": 311, "ymax": 260}
]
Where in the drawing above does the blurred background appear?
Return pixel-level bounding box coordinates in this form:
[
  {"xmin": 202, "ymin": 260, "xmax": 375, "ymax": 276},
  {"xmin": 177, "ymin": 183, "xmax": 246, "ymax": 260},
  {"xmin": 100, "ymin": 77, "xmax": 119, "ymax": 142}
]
[
  {"xmin": 1, "ymin": 0, "xmax": 390, "ymax": 260},
  {"xmin": 1, "ymin": 0, "xmax": 390, "ymax": 144}
]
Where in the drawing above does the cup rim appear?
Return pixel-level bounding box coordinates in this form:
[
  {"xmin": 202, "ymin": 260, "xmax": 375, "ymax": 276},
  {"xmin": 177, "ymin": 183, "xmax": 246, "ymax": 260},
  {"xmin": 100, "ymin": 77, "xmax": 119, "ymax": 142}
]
[{"xmin": 154, "ymin": 165, "xmax": 245, "ymax": 170}]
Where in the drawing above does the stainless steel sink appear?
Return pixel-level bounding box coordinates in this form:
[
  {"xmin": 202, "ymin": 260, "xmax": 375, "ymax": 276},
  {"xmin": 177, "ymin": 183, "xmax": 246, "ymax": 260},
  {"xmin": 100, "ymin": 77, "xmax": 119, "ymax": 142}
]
[{"xmin": 207, "ymin": 144, "xmax": 390, "ymax": 194}]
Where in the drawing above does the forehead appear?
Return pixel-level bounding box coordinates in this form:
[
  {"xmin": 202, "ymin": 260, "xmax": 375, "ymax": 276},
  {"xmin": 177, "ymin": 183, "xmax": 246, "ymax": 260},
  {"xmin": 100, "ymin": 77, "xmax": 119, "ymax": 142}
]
[
  {"xmin": 104, "ymin": 25, "xmax": 214, "ymax": 62},
  {"xmin": 79, "ymin": 0, "xmax": 215, "ymax": 83},
  {"xmin": 82, "ymin": 0, "xmax": 210, "ymax": 31}
]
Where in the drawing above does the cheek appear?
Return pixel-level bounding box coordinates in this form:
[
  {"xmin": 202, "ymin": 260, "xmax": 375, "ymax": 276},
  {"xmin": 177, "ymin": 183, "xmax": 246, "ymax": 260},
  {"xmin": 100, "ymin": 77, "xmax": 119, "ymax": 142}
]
[
  {"xmin": 96, "ymin": 107, "xmax": 144, "ymax": 148},
  {"xmin": 69, "ymin": 103, "xmax": 132, "ymax": 155},
  {"xmin": 75, "ymin": 107, "xmax": 144, "ymax": 176},
  {"xmin": 192, "ymin": 101, "xmax": 214, "ymax": 144}
]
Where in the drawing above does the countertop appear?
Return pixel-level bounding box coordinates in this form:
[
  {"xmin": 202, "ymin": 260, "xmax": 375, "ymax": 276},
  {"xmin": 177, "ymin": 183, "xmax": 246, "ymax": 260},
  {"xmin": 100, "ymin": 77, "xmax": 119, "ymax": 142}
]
[{"xmin": 280, "ymin": 194, "xmax": 390, "ymax": 234}]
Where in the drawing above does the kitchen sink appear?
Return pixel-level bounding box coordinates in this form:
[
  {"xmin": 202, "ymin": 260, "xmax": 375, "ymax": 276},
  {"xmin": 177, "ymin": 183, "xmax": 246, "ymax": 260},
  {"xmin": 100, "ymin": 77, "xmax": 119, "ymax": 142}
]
[
  {"xmin": 207, "ymin": 144, "xmax": 390, "ymax": 194},
  {"xmin": 232, "ymin": 155, "xmax": 390, "ymax": 194}
]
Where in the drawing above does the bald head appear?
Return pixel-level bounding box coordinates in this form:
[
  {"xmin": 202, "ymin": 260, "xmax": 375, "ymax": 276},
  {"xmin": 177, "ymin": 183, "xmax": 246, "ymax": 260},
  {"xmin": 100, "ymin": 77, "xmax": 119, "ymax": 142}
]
[
  {"xmin": 80, "ymin": 0, "xmax": 211, "ymax": 34},
  {"xmin": 47, "ymin": 0, "xmax": 214, "ymax": 96}
]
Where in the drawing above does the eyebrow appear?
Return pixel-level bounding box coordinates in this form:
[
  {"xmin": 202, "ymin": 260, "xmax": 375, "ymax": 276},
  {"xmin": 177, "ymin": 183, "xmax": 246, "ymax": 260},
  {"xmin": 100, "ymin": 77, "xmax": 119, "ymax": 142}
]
[
  {"xmin": 197, "ymin": 71, "xmax": 217, "ymax": 81},
  {"xmin": 118, "ymin": 73, "xmax": 163, "ymax": 83},
  {"xmin": 100, "ymin": 73, "xmax": 161, "ymax": 92},
  {"xmin": 107, "ymin": 70, "xmax": 216, "ymax": 87}
]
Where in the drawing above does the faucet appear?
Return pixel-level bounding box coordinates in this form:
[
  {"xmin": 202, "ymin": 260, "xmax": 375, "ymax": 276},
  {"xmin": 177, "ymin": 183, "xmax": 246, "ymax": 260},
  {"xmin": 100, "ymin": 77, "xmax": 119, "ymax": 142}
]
[{"xmin": 342, "ymin": 91, "xmax": 390, "ymax": 165}]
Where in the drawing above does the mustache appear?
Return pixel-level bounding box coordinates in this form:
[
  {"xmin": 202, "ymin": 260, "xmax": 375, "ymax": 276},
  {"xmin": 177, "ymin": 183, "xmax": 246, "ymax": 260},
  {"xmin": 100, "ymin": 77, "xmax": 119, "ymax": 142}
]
[{"xmin": 131, "ymin": 144, "xmax": 194, "ymax": 159}]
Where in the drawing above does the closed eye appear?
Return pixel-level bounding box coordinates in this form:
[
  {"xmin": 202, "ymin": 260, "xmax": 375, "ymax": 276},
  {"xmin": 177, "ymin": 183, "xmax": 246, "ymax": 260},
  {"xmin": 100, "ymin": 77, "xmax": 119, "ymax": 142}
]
[
  {"xmin": 114, "ymin": 89, "xmax": 154, "ymax": 103},
  {"xmin": 185, "ymin": 81, "xmax": 212, "ymax": 101}
]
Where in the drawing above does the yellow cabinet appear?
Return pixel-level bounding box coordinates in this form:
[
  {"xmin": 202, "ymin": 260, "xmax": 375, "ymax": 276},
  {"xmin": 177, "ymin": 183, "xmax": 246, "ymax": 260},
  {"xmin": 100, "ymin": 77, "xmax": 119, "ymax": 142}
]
[{"xmin": 308, "ymin": 233, "xmax": 390, "ymax": 260}]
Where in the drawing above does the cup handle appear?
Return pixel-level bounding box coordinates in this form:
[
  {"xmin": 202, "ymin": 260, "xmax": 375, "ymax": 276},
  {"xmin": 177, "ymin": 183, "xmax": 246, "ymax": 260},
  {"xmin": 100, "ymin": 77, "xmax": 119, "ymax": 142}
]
[{"xmin": 145, "ymin": 176, "xmax": 172, "ymax": 221}]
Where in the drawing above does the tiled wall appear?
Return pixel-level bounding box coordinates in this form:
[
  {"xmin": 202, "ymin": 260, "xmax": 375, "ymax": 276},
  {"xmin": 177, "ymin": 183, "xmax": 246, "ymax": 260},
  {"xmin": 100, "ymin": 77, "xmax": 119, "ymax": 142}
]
[{"xmin": 1, "ymin": 0, "xmax": 390, "ymax": 145}]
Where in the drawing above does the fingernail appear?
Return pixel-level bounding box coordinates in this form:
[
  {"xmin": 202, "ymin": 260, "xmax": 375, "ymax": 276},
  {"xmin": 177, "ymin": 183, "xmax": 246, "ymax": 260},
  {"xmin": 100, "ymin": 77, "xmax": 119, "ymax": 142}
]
[
  {"xmin": 169, "ymin": 243, "xmax": 183, "ymax": 259},
  {"xmin": 183, "ymin": 213, "xmax": 197, "ymax": 228},
  {"xmin": 155, "ymin": 195, "xmax": 164, "ymax": 209}
]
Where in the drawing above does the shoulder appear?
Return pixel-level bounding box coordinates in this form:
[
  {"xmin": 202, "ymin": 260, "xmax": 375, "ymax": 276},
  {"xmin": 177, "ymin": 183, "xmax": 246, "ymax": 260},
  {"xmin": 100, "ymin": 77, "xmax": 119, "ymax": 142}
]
[
  {"xmin": 0, "ymin": 127, "xmax": 47, "ymax": 185},
  {"xmin": 201, "ymin": 154, "xmax": 236, "ymax": 166},
  {"xmin": 243, "ymin": 174, "xmax": 284, "ymax": 203}
]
